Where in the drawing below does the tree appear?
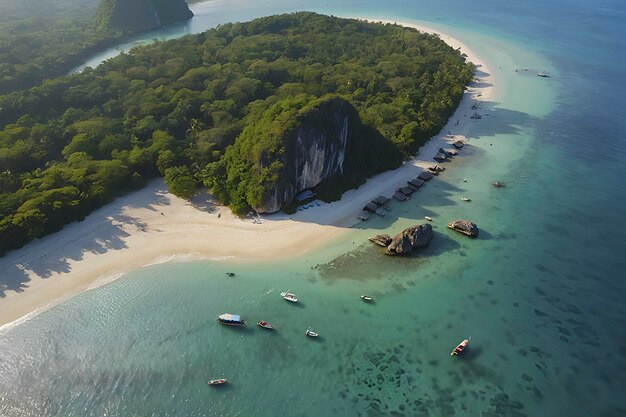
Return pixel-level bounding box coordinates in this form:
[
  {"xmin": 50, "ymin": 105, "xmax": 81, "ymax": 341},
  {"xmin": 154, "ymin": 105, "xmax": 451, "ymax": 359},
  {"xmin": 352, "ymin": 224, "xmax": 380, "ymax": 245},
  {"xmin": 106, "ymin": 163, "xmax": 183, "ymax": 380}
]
[{"xmin": 164, "ymin": 166, "xmax": 197, "ymax": 198}]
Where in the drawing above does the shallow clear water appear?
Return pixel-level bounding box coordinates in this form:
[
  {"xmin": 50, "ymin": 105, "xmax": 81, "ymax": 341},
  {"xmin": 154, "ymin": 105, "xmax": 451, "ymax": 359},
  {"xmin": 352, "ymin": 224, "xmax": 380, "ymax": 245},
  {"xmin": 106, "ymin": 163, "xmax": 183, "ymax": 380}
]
[{"xmin": 3, "ymin": 0, "xmax": 626, "ymax": 416}]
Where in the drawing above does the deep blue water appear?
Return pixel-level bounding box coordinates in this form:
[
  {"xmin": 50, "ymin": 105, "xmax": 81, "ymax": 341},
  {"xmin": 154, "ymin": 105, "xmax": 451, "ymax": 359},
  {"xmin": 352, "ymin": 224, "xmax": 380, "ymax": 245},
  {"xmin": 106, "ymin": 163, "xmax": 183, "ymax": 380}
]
[{"xmin": 2, "ymin": 0, "xmax": 626, "ymax": 416}]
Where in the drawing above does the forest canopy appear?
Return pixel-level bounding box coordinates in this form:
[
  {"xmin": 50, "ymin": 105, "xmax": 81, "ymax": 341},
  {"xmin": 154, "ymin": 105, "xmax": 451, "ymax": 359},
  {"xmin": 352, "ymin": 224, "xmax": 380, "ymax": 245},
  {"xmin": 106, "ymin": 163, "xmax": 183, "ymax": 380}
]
[
  {"xmin": 0, "ymin": 12, "xmax": 473, "ymax": 255},
  {"xmin": 0, "ymin": 0, "xmax": 123, "ymax": 94}
]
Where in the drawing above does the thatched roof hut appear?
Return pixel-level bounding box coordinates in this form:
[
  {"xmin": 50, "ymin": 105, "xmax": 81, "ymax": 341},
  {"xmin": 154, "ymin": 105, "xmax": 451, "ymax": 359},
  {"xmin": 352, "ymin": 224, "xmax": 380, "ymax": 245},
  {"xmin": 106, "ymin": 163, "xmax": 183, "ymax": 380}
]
[
  {"xmin": 393, "ymin": 191, "xmax": 408, "ymax": 201},
  {"xmin": 453, "ymin": 140, "xmax": 465, "ymax": 149},
  {"xmin": 408, "ymin": 178, "xmax": 424, "ymax": 187},
  {"xmin": 364, "ymin": 202, "xmax": 378, "ymax": 212},
  {"xmin": 399, "ymin": 186, "xmax": 414, "ymax": 196},
  {"xmin": 407, "ymin": 184, "xmax": 419, "ymax": 191},
  {"xmin": 418, "ymin": 171, "xmax": 434, "ymax": 181},
  {"xmin": 373, "ymin": 195, "xmax": 389, "ymax": 206},
  {"xmin": 357, "ymin": 211, "xmax": 372, "ymax": 221},
  {"xmin": 434, "ymin": 153, "xmax": 448, "ymax": 162}
]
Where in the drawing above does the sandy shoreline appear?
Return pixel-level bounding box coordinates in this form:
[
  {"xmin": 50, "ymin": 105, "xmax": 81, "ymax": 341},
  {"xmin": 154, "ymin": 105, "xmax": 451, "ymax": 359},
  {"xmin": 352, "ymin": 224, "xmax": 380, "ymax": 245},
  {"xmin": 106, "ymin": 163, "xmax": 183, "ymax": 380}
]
[{"xmin": 0, "ymin": 19, "xmax": 494, "ymax": 329}]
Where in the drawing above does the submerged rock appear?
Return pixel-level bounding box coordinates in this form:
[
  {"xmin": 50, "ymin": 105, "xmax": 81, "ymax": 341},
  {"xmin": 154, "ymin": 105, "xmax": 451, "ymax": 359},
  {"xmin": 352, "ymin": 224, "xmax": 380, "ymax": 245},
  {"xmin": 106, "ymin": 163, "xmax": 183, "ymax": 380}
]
[
  {"xmin": 447, "ymin": 220, "xmax": 479, "ymax": 237},
  {"xmin": 386, "ymin": 224, "xmax": 433, "ymax": 255},
  {"xmin": 369, "ymin": 234, "xmax": 392, "ymax": 247}
]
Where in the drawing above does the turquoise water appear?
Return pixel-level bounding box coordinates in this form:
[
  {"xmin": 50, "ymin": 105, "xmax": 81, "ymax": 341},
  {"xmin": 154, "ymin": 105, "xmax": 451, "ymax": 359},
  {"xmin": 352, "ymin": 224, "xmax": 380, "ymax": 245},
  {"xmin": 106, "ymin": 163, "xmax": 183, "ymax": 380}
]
[{"xmin": 3, "ymin": 0, "xmax": 626, "ymax": 416}]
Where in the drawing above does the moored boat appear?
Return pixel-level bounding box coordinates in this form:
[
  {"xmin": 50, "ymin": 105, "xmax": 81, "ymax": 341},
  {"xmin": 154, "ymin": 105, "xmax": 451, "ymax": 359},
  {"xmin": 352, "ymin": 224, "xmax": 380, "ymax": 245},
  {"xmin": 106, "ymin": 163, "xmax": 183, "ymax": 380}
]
[
  {"xmin": 360, "ymin": 295, "xmax": 373, "ymax": 302},
  {"xmin": 451, "ymin": 336, "xmax": 471, "ymax": 356},
  {"xmin": 305, "ymin": 328, "xmax": 319, "ymax": 337},
  {"xmin": 257, "ymin": 321, "xmax": 274, "ymax": 330},
  {"xmin": 217, "ymin": 313, "xmax": 245, "ymax": 326},
  {"xmin": 424, "ymin": 216, "xmax": 433, "ymax": 221},
  {"xmin": 461, "ymin": 197, "xmax": 471, "ymax": 202},
  {"xmin": 280, "ymin": 292, "xmax": 298, "ymax": 303},
  {"xmin": 537, "ymin": 71, "xmax": 550, "ymax": 77},
  {"xmin": 208, "ymin": 379, "xmax": 227, "ymax": 385}
]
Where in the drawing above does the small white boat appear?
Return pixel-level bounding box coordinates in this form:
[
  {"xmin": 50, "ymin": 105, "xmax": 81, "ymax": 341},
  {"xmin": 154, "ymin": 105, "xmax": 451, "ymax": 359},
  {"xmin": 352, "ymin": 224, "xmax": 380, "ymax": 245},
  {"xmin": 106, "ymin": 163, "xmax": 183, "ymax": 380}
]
[
  {"xmin": 217, "ymin": 313, "xmax": 245, "ymax": 326},
  {"xmin": 360, "ymin": 295, "xmax": 373, "ymax": 302},
  {"xmin": 208, "ymin": 379, "xmax": 227, "ymax": 385},
  {"xmin": 451, "ymin": 336, "xmax": 471, "ymax": 356},
  {"xmin": 305, "ymin": 328, "xmax": 319, "ymax": 337},
  {"xmin": 461, "ymin": 197, "xmax": 471, "ymax": 202},
  {"xmin": 257, "ymin": 321, "xmax": 274, "ymax": 330},
  {"xmin": 537, "ymin": 71, "xmax": 550, "ymax": 78},
  {"xmin": 280, "ymin": 292, "xmax": 298, "ymax": 303},
  {"xmin": 424, "ymin": 216, "xmax": 433, "ymax": 221}
]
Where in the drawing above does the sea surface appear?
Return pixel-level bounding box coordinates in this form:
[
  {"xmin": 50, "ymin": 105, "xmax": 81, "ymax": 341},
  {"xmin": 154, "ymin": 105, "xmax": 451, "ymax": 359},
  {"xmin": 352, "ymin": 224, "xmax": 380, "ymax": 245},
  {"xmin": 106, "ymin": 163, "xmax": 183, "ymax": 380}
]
[{"xmin": 2, "ymin": 0, "xmax": 626, "ymax": 416}]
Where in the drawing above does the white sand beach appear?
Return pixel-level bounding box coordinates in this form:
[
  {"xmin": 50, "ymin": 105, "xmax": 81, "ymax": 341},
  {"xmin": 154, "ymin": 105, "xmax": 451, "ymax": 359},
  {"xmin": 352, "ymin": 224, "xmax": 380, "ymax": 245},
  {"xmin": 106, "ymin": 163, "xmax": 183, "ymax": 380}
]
[{"xmin": 0, "ymin": 20, "xmax": 494, "ymax": 328}]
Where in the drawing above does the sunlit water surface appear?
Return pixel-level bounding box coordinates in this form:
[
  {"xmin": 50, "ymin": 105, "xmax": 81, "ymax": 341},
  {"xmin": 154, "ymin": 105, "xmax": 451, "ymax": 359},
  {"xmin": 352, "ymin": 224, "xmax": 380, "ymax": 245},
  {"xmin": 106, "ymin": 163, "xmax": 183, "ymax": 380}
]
[{"xmin": 2, "ymin": 0, "xmax": 625, "ymax": 416}]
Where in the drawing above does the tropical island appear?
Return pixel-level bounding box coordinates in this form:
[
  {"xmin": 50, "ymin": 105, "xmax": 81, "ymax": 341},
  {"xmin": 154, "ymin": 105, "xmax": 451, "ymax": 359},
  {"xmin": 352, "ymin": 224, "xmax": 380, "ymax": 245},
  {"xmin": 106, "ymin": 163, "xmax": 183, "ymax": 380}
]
[{"xmin": 0, "ymin": 12, "xmax": 473, "ymax": 256}]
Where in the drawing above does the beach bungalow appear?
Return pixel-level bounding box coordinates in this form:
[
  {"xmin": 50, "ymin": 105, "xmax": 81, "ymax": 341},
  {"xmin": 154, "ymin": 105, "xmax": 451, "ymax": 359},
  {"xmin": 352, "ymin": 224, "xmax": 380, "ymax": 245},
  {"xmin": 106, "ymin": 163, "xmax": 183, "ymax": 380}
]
[
  {"xmin": 408, "ymin": 178, "xmax": 425, "ymax": 188},
  {"xmin": 373, "ymin": 195, "xmax": 390, "ymax": 206},
  {"xmin": 418, "ymin": 171, "xmax": 434, "ymax": 181},
  {"xmin": 357, "ymin": 210, "xmax": 372, "ymax": 221},
  {"xmin": 407, "ymin": 183, "xmax": 419, "ymax": 191},
  {"xmin": 393, "ymin": 191, "xmax": 408, "ymax": 201},
  {"xmin": 399, "ymin": 186, "xmax": 414, "ymax": 196},
  {"xmin": 434, "ymin": 153, "xmax": 448, "ymax": 162},
  {"xmin": 364, "ymin": 202, "xmax": 378, "ymax": 212}
]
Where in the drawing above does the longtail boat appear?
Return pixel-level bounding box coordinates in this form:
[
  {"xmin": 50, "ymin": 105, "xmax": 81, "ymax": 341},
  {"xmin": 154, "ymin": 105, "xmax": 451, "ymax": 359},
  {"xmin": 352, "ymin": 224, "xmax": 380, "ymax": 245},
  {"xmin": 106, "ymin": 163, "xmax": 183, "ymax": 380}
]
[{"xmin": 451, "ymin": 336, "xmax": 471, "ymax": 356}]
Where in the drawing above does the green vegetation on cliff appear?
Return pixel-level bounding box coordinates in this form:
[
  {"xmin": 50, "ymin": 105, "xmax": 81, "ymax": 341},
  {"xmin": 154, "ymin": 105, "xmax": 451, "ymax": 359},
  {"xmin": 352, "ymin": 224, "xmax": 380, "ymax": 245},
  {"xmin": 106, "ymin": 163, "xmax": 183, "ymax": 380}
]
[{"xmin": 0, "ymin": 12, "xmax": 473, "ymax": 255}]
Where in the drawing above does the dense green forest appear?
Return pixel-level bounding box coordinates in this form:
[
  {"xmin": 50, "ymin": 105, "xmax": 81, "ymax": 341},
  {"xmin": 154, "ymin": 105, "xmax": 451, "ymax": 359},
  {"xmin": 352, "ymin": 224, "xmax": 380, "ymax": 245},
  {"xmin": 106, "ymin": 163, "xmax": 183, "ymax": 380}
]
[
  {"xmin": 95, "ymin": 0, "xmax": 193, "ymax": 32},
  {"xmin": 0, "ymin": 0, "xmax": 192, "ymax": 94},
  {"xmin": 0, "ymin": 0, "xmax": 122, "ymax": 94},
  {"xmin": 0, "ymin": 12, "xmax": 473, "ymax": 255}
]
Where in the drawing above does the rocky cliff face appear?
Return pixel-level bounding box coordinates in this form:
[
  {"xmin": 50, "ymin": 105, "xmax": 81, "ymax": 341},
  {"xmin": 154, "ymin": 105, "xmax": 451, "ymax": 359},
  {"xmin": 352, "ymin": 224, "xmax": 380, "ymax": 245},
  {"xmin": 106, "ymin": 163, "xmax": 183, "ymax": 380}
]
[
  {"xmin": 254, "ymin": 98, "xmax": 355, "ymax": 213},
  {"xmin": 96, "ymin": 0, "xmax": 193, "ymax": 33}
]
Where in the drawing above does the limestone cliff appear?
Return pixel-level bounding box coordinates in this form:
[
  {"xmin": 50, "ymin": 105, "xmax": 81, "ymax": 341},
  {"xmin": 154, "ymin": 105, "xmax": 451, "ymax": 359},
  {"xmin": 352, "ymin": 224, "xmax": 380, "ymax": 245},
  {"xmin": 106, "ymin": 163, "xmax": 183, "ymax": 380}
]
[
  {"xmin": 254, "ymin": 98, "xmax": 353, "ymax": 213},
  {"xmin": 215, "ymin": 95, "xmax": 401, "ymax": 215},
  {"xmin": 96, "ymin": 0, "xmax": 193, "ymax": 33}
]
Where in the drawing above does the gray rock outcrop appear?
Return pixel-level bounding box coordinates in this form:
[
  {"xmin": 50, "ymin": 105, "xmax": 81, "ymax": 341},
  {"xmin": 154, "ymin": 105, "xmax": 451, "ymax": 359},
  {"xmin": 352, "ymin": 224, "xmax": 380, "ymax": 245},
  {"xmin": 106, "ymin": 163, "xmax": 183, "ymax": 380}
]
[
  {"xmin": 447, "ymin": 220, "xmax": 479, "ymax": 237},
  {"xmin": 368, "ymin": 234, "xmax": 392, "ymax": 247},
  {"xmin": 386, "ymin": 224, "xmax": 433, "ymax": 255}
]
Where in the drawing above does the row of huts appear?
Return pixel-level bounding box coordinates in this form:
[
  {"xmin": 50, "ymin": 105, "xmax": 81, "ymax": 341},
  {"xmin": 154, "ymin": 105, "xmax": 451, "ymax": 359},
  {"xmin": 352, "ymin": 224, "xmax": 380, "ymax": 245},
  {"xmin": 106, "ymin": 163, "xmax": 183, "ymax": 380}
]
[
  {"xmin": 434, "ymin": 140, "xmax": 464, "ymax": 162},
  {"xmin": 357, "ymin": 195, "xmax": 391, "ymax": 221},
  {"xmin": 356, "ymin": 140, "xmax": 465, "ymax": 221},
  {"xmin": 392, "ymin": 170, "xmax": 434, "ymax": 202}
]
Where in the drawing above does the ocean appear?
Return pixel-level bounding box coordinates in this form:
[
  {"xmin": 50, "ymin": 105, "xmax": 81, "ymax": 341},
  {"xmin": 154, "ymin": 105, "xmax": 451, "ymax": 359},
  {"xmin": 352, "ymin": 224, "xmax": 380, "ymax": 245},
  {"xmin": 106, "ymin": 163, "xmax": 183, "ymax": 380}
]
[{"xmin": 2, "ymin": 0, "xmax": 625, "ymax": 416}]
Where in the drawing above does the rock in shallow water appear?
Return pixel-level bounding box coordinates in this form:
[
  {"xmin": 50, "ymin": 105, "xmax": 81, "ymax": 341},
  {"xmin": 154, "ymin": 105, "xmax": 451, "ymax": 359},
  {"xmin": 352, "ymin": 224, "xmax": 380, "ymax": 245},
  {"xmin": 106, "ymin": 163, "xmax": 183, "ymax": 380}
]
[
  {"xmin": 447, "ymin": 220, "xmax": 479, "ymax": 237},
  {"xmin": 386, "ymin": 224, "xmax": 433, "ymax": 255},
  {"xmin": 369, "ymin": 234, "xmax": 393, "ymax": 247}
]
